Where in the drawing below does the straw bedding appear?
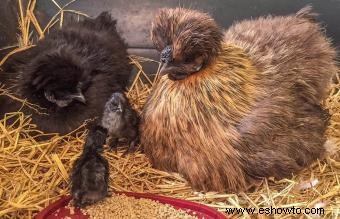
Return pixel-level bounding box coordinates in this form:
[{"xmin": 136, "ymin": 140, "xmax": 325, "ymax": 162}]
[{"xmin": 0, "ymin": 1, "xmax": 339, "ymax": 218}]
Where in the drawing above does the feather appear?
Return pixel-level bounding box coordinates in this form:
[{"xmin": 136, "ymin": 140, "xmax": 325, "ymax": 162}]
[
  {"xmin": 70, "ymin": 125, "xmax": 109, "ymax": 208},
  {"xmin": 0, "ymin": 12, "xmax": 132, "ymax": 135},
  {"xmin": 141, "ymin": 6, "xmax": 337, "ymax": 192}
]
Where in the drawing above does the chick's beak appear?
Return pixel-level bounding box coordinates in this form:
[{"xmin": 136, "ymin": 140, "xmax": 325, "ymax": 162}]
[
  {"xmin": 116, "ymin": 103, "xmax": 123, "ymax": 112},
  {"xmin": 71, "ymin": 92, "xmax": 86, "ymax": 104}
]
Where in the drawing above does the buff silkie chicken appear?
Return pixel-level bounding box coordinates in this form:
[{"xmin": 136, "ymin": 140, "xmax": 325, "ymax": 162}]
[{"xmin": 140, "ymin": 6, "xmax": 337, "ymax": 192}]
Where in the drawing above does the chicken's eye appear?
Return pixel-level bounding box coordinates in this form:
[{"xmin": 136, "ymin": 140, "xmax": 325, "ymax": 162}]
[{"xmin": 183, "ymin": 55, "xmax": 195, "ymax": 64}]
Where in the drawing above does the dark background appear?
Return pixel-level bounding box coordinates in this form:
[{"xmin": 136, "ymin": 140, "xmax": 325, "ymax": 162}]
[{"xmin": 1, "ymin": 0, "xmax": 339, "ymax": 72}]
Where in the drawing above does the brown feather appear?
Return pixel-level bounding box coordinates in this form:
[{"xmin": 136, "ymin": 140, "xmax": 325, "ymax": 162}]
[{"xmin": 141, "ymin": 6, "xmax": 337, "ymax": 192}]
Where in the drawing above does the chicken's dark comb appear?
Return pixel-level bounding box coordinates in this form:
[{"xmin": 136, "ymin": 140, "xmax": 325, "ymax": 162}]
[{"xmin": 160, "ymin": 45, "xmax": 172, "ymax": 63}]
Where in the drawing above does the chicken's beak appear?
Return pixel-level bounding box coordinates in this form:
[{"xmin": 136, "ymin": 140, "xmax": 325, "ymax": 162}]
[
  {"xmin": 159, "ymin": 45, "xmax": 173, "ymax": 76},
  {"xmin": 159, "ymin": 62, "xmax": 168, "ymax": 76},
  {"xmin": 71, "ymin": 92, "xmax": 86, "ymax": 104}
]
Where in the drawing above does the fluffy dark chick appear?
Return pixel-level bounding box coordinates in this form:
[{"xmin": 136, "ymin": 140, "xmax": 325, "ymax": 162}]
[
  {"xmin": 71, "ymin": 125, "xmax": 109, "ymax": 208},
  {"xmin": 101, "ymin": 92, "xmax": 139, "ymax": 154},
  {"xmin": 0, "ymin": 12, "xmax": 131, "ymax": 135}
]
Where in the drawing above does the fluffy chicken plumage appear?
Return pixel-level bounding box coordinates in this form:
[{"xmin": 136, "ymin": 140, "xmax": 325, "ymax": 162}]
[
  {"xmin": 71, "ymin": 125, "xmax": 109, "ymax": 208},
  {"xmin": 0, "ymin": 12, "xmax": 131, "ymax": 135},
  {"xmin": 101, "ymin": 92, "xmax": 139, "ymax": 153},
  {"xmin": 141, "ymin": 7, "xmax": 337, "ymax": 192}
]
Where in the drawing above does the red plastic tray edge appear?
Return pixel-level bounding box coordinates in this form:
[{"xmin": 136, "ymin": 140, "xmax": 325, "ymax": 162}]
[
  {"xmin": 35, "ymin": 192, "xmax": 227, "ymax": 219},
  {"xmin": 35, "ymin": 195, "xmax": 71, "ymax": 219}
]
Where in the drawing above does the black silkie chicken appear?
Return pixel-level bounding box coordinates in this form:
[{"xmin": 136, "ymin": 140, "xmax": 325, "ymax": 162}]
[
  {"xmin": 0, "ymin": 12, "xmax": 131, "ymax": 135},
  {"xmin": 101, "ymin": 92, "xmax": 139, "ymax": 153},
  {"xmin": 71, "ymin": 125, "xmax": 110, "ymax": 207}
]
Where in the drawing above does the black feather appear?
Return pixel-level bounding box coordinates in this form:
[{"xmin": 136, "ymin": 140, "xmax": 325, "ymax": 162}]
[
  {"xmin": 101, "ymin": 92, "xmax": 140, "ymax": 153},
  {"xmin": 0, "ymin": 12, "xmax": 132, "ymax": 135},
  {"xmin": 71, "ymin": 125, "xmax": 109, "ymax": 208}
]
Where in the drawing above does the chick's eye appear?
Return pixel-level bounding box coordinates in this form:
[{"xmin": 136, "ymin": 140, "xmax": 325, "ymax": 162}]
[
  {"xmin": 77, "ymin": 82, "xmax": 83, "ymax": 89},
  {"xmin": 79, "ymin": 78, "xmax": 91, "ymax": 91}
]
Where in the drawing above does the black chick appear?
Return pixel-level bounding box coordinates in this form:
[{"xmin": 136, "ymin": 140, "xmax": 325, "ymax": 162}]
[
  {"xmin": 101, "ymin": 92, "xmax": 139, "ymax": 154},
  {"xmin": 0, "ymin": 12, "xmax": 131, "ymax": 135},
  {"xmin": 71, "ymin": 125, "xmax": 110, "ymax": 208}
]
